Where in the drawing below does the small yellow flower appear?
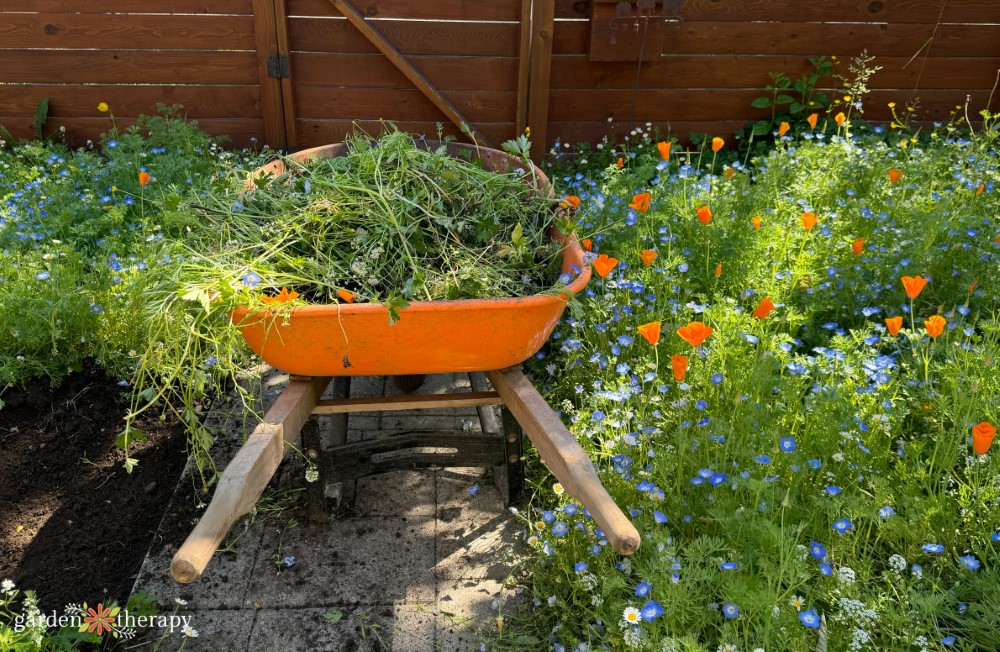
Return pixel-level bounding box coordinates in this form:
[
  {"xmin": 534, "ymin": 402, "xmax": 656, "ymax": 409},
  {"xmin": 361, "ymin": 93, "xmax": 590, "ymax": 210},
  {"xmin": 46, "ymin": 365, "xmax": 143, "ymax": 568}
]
[
  {"xmin": 843, "ymin": 95, "xmax": 852, "ymax": 102},
  {"xmin": 97, "ymin": 102, "xmax": 109, "ymax": 113},
  {"xmin": 888, "ymin": 102, "xmax": 896, "ymax": 109},
  {"xmin": 524, "ymin": 126, "xmax": 530, "ymax": 138}
]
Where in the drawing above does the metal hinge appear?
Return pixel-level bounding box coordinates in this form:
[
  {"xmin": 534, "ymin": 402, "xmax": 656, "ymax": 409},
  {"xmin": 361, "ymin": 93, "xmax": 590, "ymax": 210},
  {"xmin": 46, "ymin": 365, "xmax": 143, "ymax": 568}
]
[{"xmin": 267, "ymin": 53, "xmax": 290, "ymax": 79}]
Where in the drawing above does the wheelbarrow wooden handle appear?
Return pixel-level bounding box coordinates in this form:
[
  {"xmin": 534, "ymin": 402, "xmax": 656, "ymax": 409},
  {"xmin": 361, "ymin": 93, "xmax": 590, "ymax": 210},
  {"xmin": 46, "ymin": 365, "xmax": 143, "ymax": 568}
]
[
  {"xmin": 170, "ymin": 377, "xmax": 330, "ymax": 583},
  {"xmin": 486, "ymin": 367, "xmax": 641, "ymax": 555}
]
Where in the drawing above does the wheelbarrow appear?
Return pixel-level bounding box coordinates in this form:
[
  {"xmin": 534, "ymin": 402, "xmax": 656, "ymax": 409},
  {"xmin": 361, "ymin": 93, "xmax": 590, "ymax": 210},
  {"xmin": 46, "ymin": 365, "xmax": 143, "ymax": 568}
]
[{"xmin": 170, "ymin": 141, "xmax": 641, "ymax": 584}]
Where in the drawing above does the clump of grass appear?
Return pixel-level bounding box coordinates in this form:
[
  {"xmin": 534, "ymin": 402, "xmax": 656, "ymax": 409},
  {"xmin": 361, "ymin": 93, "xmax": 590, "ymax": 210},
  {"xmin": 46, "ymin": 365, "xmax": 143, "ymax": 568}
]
[{"xmin": 184, "ymin": 128, "xmax": 567, "ymax": 321}]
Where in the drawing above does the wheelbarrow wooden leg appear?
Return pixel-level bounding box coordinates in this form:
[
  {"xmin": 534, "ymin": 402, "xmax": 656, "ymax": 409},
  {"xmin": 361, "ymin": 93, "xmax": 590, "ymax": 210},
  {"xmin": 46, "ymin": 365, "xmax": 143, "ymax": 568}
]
[
  {"xmin": 170, "ymin": 376, "xmax": 330, "ymax": 583},
  {"xmin": 485, "ymin": 367, "xmax": 641, "ymax": 556}
]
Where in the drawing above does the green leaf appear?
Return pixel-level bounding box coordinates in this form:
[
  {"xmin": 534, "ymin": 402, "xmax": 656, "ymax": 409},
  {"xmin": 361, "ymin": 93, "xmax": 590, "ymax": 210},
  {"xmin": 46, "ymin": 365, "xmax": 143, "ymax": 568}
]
[
  {"xmin": 775, "ymin": 94, "xmax": 796, "ymax": 105},
  {"xmin": 33, "ymin": 97, "xmax": 49, "ymax": 140},
  {"xmin": 750, "ymin": 97, "xmax": 772, "ymax": 109},
  {"xmin": 115, "ymin": 426, "xmax": 148, "ymax": 450},
  {"xmin": 511, "ymin": 222, "xmax": 526, "ymax": 248},
  {"xmin": 323, "ymin": 609, "xmax": 343, "ymax": 624},
  {"xmin": 751, "ymin": 121, "xmax": 772, "ymax": 136},
  {"xmin": 181, "ymin": 287, "xmax": 212, "ymax": 314},
  {"xmin": 790, "ymin": 102, "xmax": 805, "ymax": 114}
]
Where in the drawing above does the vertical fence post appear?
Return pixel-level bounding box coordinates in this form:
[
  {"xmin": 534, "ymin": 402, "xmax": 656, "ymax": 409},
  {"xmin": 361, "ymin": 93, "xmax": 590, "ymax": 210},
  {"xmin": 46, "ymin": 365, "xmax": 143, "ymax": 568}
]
[
  {"xmin": 526, "ymin": 0, "xmax": 555, "ymax": 161},
  {"xmin": 515, "ymin": 0, "xmax": 532, "ymax": 136},
  {"xmin": 252, "ymin": 0, "xmax": 287, "ymax": 148},
  {"xmin": 273, "ymin": 0, "xmax": 297, "ymax": 149}
]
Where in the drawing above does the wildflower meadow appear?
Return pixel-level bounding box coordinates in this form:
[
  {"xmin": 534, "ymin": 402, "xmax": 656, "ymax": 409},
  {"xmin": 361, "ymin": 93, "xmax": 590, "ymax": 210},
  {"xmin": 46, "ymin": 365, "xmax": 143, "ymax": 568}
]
[{"xmin": 497, "ymin": 112, "xmax": 1000, "ymax": 652}]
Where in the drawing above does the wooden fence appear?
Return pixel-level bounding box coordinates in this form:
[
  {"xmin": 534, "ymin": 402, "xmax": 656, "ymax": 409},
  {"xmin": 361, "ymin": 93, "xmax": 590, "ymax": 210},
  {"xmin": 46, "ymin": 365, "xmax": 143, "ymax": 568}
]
[{"xmin": 0, "ymin": 0, "xmax": 997, "ymax": 155}]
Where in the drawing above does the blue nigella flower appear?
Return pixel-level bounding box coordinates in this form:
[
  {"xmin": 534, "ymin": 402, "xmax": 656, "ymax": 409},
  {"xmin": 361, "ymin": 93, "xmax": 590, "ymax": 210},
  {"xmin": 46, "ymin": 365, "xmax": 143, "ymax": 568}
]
[
  {"xmin": 754, "ymin": 454, "xmax": 771, "ymax": 464},
  {"xmin": 958, "ymin": 555, "xmax": 980, "ymax": 571},
  {"xmin": 879, "ymin": 506, "xmax": 895, "ymax": 520},
  {"xmin": 780, "ymin": 437, "xmax": 796, "ymax": 452},
  {"xmin": 634, "ymin": 581, "xmax": 652, "ymax": 598},
  {"xmin": 832, "ymin": 518, "xmax": 853, "ymax": 534},
  {"xmin": 809, "ymin": 541, "xmax": 826, "ymax": 559},
  {"xmin": 722, "ymin": 602, "xmax": 740, "ymax": 619},
  {"xmin": 574, "ymin": 561, "xmax": 588, "ymax": 573},
  {"xmin": 551, "ymin": 521, "xmax": 568, "ymax": 537},
  {"xmin": 826, "ymin": 486, "xmax": 842, "ymax": 496},
  {"xmin": 653, "ymin": 511, "xmax": 668, "ymax": 524},
  {"xmin": 720, "ymin": 561, "xmax": 737, "ymax": 571},
  {"xmin": 592, "ymin": 410, "xmax": 606, "ymax": 423},
  {"xmin": 799, "ymin": 609, "xmax": 820, "ymax": 629},
  {"xmin": 641, "ymin": 600, "xmax": 665, "ymax": 622},
  {"xmin": 820, "ymin": 563, "xmax": 833, "ymax": 576},
  {"xmin": 242, "ymin": 272, "xmax": 261, "ymax": 288},
  {"xmin": 992, "ymin": 532, "xmax": 1000, "ymax": 542},
  {"xmin": 942, "ymin": 636, "xmax": 955, "ymax": 646},
  {"xmin": 922, "ymin": 543, "xmax": 945, "ymax": 554},
  {"xmin": 711, "ymin": 373, "xmax": 724, "ymax": 385}
]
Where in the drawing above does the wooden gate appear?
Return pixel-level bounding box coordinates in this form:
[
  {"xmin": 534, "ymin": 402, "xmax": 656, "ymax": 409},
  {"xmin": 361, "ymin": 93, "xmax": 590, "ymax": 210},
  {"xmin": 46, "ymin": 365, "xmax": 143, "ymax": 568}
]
[{"xmin": 258, "ymin": 0, "xmax": 553, "ymax": 155}]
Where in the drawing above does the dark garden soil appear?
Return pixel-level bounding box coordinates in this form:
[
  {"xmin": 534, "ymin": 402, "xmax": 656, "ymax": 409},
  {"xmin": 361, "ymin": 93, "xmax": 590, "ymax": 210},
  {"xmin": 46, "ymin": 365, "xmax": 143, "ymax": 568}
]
[{"xmin": 0, "ymin": 360, "xmax": 189, "ymax": 613}]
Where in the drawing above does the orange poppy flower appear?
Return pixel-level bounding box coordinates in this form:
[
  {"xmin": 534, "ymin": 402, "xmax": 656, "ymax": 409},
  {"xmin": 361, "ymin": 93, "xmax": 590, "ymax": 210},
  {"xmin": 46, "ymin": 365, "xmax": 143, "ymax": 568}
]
[
  {"xmin": 337, "ymin": 289, "xmax": 355, "ymax": 303},
  {"xmin": 696, "ymin": 205, "xmax": 712, "ymax": 225},
  {"xmin": 969, "ymin": 279, "xmax": 978, "ymax": 294},
  {"xmin": 806, "ymin": 113, "xmax": 818, "ymax": 128},
  {"xmin": 801, "ymin": 212, "xmax": 817, "ymax": 230},
  {"xmin": 630, "ymin": 192, "xmax": 651, "ymax": 213},
  {"xmin": 711, "ymin": 137, "xmax": 724, "ymax": 152},
  {"xmin": 561, "ymin": 195, "xmax": 581, "ymax": 210},
  {"xmin": 888, "ymin": 168, "xmax": 904, "ymax": 184},
  {"xmin": 657, "ymin": 141, "xmax": 671, "ymax": 161},
  {"xmin": 973, "ymin": 421, "xmax": 997, "ymax": 455},
  {"xmin": 640, "ymin": 249, "xmax": 658, "ymax": 266},
  {"xmin": 677, "ymin": 321, "xmax": 713, "ymax": 347},
  {"xmin": 852, "ymin": 238, "xmax": 864, "ymax": 255},
  {"xmin": 751, "ymin": 215, "xmax": 761, "ymax": 230},
  {"xmin": 901, "ymin": 275, "xmax": 928, "ymax": 299},
  {"xmin": 261, "ymin": 287, "xmax": 300, "ymax": 305},
  {"xmin": 724, "ymin": 167, "xmax": 735, "ymax": 180},
  {"xmin": 885, "ymin": 316, "xmax": 903, "ymax": 337},
  {"xmin": 139, "ymin": 171, "xmax": 151, "ymax": 186},
  {"xmin": 752, "ymin": 297, "xmax": 775, "ymax": 319},
  {"xmin": 715, "ymin": 263, "xmax": 722, "ymax": 278},
  {"xmin": 976, "ymin": 183, "xmax": 985, "ymax": 196},
  {"xmin": 778, "ymin": 122, "xmax": 790, "ymax": 136},
  {"xmin": 617, "ymin": 157, "xmax": 624, "ymax": 169},
  {"xmin": 637, "ymin": 321, "xmax": 661, "ymax": 346},
  {"xmin": 592, "ymin": 254, "xmax": 619, "ymax": 278},
  {"xmin": 582, "ymin": 238, "xmax": 592, "ymax": 252},
  {"xmin": 924, "ymin": 314, "xmax": 946, "ymax": 339},
  {"xmin": 671, "ymin": 354, "xmax": 688, "ymax": 381},
  {"xmin": 834, "ymin": 112, "xmax": 846, "ymax": 126}
]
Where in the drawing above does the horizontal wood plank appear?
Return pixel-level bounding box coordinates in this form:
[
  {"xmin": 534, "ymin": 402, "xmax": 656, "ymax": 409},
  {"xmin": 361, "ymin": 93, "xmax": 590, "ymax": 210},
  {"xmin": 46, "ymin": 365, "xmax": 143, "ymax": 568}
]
[
  {"xmin": 0, "ymin": 0, "xmax": 253, "ymax": 14},
  {"xmin": 287, "ymin": 0, "xmax": 521, "ymax": 21},
  {"xmin": 295, "ymin": 119, "xmax": 518, "ymax": 148},
  {"xmin": 312, "ymin": 391, "xmax": 503, "ymax": 414},
  {"xmin": 547, "ymin": 88, "xmax": 995, "ymax": 122},
  {"xmin": 289, "ymin": 16, "xmax": 520, "ymax": 56},
  {"xmin": 0, "ymin": 84, "xmax": 261, "ymax": 118},
  {"xmin": 554, "ymin": 0, "xmax": 1000, "ymax": 23},
  {"xmin": 294, "ymin": 86, "xmax": 516, "ymax": 122},
  {"xmin": 0, "ymin": 50, "xmax": 259, "ymax": 84},
  {"xmin": 293, "ymin": 52, "xmax": 518, "ymax": 90},
  {"xmin": 554, "ymin": 20, "xmax": 1000, "ymax": 58},
  {"xmin": 0, "ymin": 116, "xmax": 265, "ymax": 148},
  {"xmin": 551, "ymin": 55, "xmax": 1000, "ymax": 91},
  {"xmin": 0, "ymin": 13, "xmax": 255, "ymax": 49}
]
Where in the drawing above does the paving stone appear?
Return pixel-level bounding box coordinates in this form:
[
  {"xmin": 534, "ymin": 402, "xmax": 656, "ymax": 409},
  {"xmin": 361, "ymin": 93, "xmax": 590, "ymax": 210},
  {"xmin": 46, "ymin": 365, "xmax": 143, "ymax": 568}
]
[
  {"xmin": 435, "ymin": 470, "xmax": 522, "ymax": 580},
  {"xmin": 245, "ymin": 516, "xmax": 436, "ymax": 608},
  {"xmin": 130, "ymin": 608, "xmax": 255, "ymax": 651},
  {"xmin": 435, "ymin": 578, "xmax": 506, "ymax": 652},
  {"xmin": 349, "ymin": 375, "xmax": 386, "ymax": 398},
  {"xmin": 384, "ymin": 373, "xmax": 469, "ymax": 397},
  {"xmin": 248, "ymin": 605, "xmax": 434, "ymax": 652},
  {"xmin": 354, "ymin": 470, "xmax": 435, "ymax": 517}
]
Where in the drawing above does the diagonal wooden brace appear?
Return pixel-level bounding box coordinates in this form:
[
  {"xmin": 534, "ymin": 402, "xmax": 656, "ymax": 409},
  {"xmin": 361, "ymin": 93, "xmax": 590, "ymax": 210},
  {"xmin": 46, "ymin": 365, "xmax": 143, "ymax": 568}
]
[
  {"xmin": 170, "ymin": 376, "xmax": 330, "ymax": 583},
  {"xmin": 329, "ymin": 0, "xmax": 491, "ymax": 146},
  {"xmin": 486, "ymin": 367, "xmax": 641, "ymax": 555}
]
